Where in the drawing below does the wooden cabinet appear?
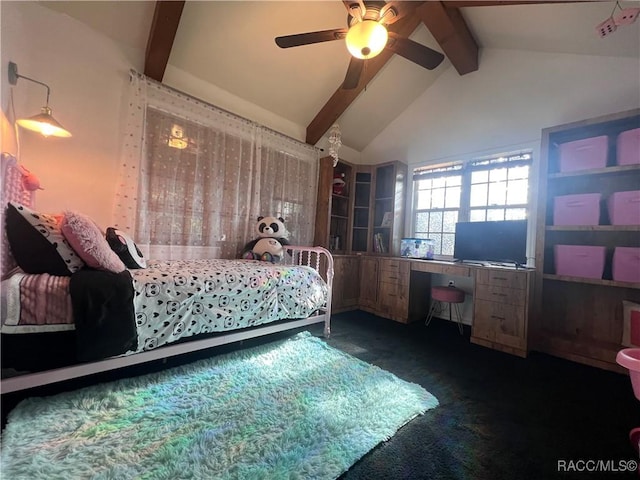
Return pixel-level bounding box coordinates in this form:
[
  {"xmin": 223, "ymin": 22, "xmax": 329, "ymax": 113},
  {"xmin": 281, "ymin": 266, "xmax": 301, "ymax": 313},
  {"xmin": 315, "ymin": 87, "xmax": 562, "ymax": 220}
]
[
  {"xmin": 314, "ymin": 157, "xmax": 353, "ymax": 254},
  {"xmin": 359, "ymin": 256, "xmax": 379, "ymax": 309},
  {"xmin": 352, "ymin": 167, "xmax": 373, "ymax": 253},
  {"xmin": 357, "ymin": 257, "xmax": 431, "ymax": 324},
  {"xmin": 331, "ymin": 255, "xmax": 360, "ymax": 313},
  {"xmin": 533, "ymin": 109, "xmax": 640, "ymax": 371},
  {"xmin": 372, "ymin": 162, "xmax": 407, "ymax": 256},
  {"xmin": 377, "ymin": 258, "xmax": 410, "ymax": 322},
  {"xmin": 471, "ymin": 268, "xmax": 533, "ymax": 357}
]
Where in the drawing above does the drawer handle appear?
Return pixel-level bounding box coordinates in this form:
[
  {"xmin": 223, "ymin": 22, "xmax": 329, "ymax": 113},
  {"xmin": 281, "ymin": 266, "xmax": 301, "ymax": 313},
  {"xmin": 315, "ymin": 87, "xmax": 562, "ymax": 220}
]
[
  {"xmin": 490, "ymin": 315, "xmax": 505, "ymax": 320},
  {"xmin": 388, "ymin": 276, "xmax": 398, "ymax": 280},
  {"xmin": 492, "ymin": 276, "xmax": 508, "ymax": 281},
  {"xmin": 492, "ymin": 292, "xmax": 507, "ymax": 297}
]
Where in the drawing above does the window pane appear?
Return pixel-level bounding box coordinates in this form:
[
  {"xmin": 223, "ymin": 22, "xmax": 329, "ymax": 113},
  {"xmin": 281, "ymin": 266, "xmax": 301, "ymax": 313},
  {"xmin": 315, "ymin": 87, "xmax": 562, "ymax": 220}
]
[
  {"xmin": 471, "ymin": 170, "xmax": 488, "ymax": 184},
  {"xmin": 489, "ymin": 168, "xmax": 507, "ymax": 182},
  {"xmin": 446, "ymin": 175, "xmax": 462, "ymax": 187},
  {"xmin": 506, "ymin": 179, "xmax": 528, "ymax": 204},
  {"xmin": 488, "ymin": 181, "xmax": 507, "ymax": 206},
  {"xmin": 415, "ymin": 211, "xmax": 429, "ymax": 233},
  {"xmin": 417, "ymin": 178, "xmax": 431, "ymax": 189},
  {"xmin": 442, "ymin": 233, "xmax": 455, "ymax": 256},
  {"xmin": 508, "ymin": 165, "xmax": 529, "ymax": 180},
  {"xmin": 429, "ymin": 211, "xmax": 443, "ymax": 231},
  {"xmin": 430, "ymin": 233, "xmax": 442, "ymax": 254},
  {"xmin": 431, "ymin": 188, "xmax": 445, "ymax": 209},
  {"xmin": 445, "ymin": 186, "xmax": 461, "ymax": 208},
  {"xmin": 443, "ymin": 210, "xmax": 459, "ymax": 232},
  {"xmin": 432, "ymin": 177, "xmax": 445, "ymax": 188},
  {"xmin": 416, "ymin": 191, "xmax": 430, "ymax": 209},
  {"xmin": 470, "ymin": 184, "xmax": 487, "ymax": 207},
  {"xmin": 470, "ymin": 209, "xmax": 486, "ymax": 221},
  {"xmin": 505, "ymin": 208, "xmax": 527, "ymax": 220},
  {"xmin": 487, "ymin": 209, "xmax": 505, "ymax": 221}
]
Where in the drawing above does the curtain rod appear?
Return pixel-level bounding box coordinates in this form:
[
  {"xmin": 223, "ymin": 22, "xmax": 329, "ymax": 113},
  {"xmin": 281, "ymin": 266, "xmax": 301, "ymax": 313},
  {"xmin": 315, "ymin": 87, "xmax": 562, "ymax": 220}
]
[{"xmin": 129, "ymin": 70, "xmax": 321, "ymax": 154}]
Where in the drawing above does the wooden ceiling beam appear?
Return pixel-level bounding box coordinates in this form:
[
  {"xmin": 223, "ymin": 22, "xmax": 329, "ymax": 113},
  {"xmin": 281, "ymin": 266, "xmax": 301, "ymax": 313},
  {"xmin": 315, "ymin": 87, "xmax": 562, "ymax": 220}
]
[
  {"xmin": 306, "ymin": 10, "xmax": 424, "ymax": 145},
  {"xmin": 417, "ymin": 1, "xmax": 478, "ymax": 76},
  {"xmin": 144, "ymin": 1, "xmax": 185, "ymax": 82}
]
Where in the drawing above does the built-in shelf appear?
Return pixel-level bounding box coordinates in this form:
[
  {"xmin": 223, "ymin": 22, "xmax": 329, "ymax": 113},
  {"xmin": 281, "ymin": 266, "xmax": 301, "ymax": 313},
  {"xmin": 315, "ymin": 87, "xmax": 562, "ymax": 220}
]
[
  {"xmin": 533, "ymin": 108, "xmax": 640, "ymax": 372},
  {"xmin": 542, "ymin": 273, "xmax": 640, "ymax": 289},
  {"xmin": 547, "ymin": 163, "xmax": 640, "ymax": 179},
  {"xmin": 546, "ymin": 225, "xmax": 640, "ymax": 231}
]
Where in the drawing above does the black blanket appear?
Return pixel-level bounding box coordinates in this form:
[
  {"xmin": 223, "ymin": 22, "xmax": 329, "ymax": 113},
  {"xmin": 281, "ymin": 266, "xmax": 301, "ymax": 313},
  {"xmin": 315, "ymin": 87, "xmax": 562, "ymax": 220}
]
[{"xmin": 69, "ymin": 269, "xmax": 138, "ymax": 362}]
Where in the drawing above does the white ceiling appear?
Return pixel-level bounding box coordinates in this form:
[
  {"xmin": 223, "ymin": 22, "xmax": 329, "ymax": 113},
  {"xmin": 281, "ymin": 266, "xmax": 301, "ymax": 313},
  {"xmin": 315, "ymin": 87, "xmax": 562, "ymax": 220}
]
[{"xmin": 42, "ymin": 1, "xmax": 640, "ymax": 152}]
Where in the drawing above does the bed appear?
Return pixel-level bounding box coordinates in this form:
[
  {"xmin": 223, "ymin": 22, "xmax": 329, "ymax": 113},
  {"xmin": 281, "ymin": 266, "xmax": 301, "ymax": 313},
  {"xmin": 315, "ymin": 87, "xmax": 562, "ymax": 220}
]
[{"xmin": 0, "ymin": 154, "xmax": 334, "ymax": 394}]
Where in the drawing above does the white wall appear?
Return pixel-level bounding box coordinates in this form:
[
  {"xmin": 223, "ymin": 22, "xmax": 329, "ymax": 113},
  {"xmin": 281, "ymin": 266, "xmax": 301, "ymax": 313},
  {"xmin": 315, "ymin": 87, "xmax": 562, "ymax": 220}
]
[
  {"xmin": 363, "ymin": 47, "xmax": 640, "ymax": 166},
  {"xmin": 1, "ymin": 2, "xmax": 141, "ymax": 226}
]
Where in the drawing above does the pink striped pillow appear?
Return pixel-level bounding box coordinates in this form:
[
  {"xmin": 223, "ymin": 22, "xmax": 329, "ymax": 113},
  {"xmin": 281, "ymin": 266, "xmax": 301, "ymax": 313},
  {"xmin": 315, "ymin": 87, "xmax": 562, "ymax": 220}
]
[{"xmin": 61, "ymin": 211, "xmax": 126, "ymax": 273}]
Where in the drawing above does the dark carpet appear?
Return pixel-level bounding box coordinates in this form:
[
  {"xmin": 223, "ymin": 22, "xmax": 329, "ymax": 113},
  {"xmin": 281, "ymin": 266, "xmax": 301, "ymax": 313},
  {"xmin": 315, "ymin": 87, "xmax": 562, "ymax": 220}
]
[{"xmin": 2, "ymin": 311, "xmax": 639, "ymax": 479}]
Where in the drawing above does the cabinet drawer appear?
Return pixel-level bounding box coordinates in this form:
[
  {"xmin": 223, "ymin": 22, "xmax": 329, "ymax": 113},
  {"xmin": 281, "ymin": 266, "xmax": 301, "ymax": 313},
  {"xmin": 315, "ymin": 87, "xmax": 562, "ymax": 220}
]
[
  {"xmin": 378, "ymin": 281, "xmax": 409, "ymax": 320},
  {"xmin": 475, "ymin": 269, "xmax": 528, "ymax": 289},
  {"xmin": 473, "ymin": 299, "xmax": 526, "ymax": 349},
  {"xmin": 379, "ymin": 259, "xmax": 409, "ymax": 285},
  {"xmin": 475, "ymin": 283, "xmax": 527, "ymax": 307}
]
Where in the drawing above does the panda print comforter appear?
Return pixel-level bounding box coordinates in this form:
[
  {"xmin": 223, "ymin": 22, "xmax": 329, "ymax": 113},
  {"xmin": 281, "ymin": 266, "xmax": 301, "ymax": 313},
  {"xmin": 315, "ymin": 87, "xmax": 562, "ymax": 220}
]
[{"xmin": 128, "ymin": 258, "xmax": 328, "ymax": 354}]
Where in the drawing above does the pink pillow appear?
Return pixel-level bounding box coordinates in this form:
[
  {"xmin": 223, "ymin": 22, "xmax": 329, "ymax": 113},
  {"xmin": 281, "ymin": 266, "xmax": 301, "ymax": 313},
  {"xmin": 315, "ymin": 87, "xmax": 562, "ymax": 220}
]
[{"xmin": 61, "ymin": 211, "xmax": 126, "ymax": 273}]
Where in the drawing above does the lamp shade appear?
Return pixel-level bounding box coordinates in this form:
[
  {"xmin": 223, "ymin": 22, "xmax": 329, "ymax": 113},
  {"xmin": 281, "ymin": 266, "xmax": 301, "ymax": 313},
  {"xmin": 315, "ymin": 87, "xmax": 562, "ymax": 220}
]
[
  {"xmin": 346, "ymin": 20, "xmax": 388, "ymax": 59},
  {"xmin": 16, "ymin": 106, "xmax": 72, "ymax": 138}
]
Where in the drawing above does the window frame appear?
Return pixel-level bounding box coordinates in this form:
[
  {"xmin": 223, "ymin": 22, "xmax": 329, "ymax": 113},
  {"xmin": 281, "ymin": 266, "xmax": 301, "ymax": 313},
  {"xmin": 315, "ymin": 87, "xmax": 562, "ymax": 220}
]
[{"xmin": 411, "ymin": 151, "xmax": 533, "ymax": 257}]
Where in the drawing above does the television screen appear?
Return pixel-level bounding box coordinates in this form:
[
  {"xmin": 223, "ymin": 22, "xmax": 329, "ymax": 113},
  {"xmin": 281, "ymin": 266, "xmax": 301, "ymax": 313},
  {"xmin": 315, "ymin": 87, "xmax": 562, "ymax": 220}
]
[{"xmin": 453, "ymin": 220, "xmax": 528, "ymax": 265}]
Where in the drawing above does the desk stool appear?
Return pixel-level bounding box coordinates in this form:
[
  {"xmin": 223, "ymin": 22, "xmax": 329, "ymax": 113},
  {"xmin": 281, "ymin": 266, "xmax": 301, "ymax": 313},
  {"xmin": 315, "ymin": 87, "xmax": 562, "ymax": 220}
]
[{"xmin": 425, "ymin": 285, "xmax": 465, "ymax": 335}]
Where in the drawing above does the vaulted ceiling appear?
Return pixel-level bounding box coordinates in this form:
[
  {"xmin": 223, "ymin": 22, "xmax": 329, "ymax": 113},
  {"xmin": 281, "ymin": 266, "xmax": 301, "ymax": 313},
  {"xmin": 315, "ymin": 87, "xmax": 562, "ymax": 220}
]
[{"xmin": 43, "ymin": 1, "xmax": 639, "ymax": 152}]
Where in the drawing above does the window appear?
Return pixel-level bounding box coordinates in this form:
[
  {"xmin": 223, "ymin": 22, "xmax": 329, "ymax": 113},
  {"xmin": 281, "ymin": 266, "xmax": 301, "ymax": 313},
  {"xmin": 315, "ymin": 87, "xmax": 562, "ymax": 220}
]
[
  {"xmin": 412, "ymin": 152, "xmax": 532, "ymax": 256},
  {"xmin": 114, "ymin": 74, "xmax": 319, "ymax": 260}
]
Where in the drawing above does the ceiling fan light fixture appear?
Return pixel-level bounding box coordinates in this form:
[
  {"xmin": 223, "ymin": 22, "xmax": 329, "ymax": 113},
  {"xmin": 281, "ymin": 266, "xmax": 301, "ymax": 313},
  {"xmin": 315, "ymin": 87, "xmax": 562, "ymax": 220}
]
[{"xmin": 346, "ymin": 20, "xmax": 388, "ymax": 59}]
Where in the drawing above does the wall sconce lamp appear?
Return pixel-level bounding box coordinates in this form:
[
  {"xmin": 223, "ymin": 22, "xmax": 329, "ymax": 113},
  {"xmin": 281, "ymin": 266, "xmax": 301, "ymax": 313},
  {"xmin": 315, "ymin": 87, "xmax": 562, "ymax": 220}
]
[{"xmin": 8, "ymin": 61, "xmax": 72, "ymax": 138}]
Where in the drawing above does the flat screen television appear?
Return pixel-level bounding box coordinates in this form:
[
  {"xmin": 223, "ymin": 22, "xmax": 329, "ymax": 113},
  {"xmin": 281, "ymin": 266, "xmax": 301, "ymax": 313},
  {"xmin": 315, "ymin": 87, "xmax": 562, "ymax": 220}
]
[{"xmin": 453, "ymin": 220, "xmax": 528, "ymax": 266}]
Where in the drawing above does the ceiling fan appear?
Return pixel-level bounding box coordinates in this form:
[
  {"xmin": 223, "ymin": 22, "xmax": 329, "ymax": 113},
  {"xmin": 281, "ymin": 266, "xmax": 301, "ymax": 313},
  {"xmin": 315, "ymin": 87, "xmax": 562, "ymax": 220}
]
[{"xmin": 275, "ymin": 1, "xmax": 445, "ymax": 89}]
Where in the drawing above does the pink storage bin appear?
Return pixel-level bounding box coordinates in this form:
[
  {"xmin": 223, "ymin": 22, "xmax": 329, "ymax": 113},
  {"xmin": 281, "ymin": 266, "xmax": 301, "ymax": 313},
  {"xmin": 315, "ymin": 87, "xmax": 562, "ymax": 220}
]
[
  {"xmin": 608, "ymin": 190, "xmax": 640, "ymax": 225},
  {"xmin": 558, "ymin": 135, "xmax": 608, "ymax": 172},
  {"xmin": 617, "ymin": 348, "xmax": 640, "ymax": 400},
  {"xmin": 554, "ymin": 244, "xmax": 606, "ymax": 279},
  {"xmin": 617, "ymin": 128, "xmax": 640, "ymax": 166},
  {"xmin": 553, "ymin": 193, "xmax": 601, "ymax": 225},
  {"xmin": 612, "ymin": 247, "xmax": 640, "ymax": 283}
]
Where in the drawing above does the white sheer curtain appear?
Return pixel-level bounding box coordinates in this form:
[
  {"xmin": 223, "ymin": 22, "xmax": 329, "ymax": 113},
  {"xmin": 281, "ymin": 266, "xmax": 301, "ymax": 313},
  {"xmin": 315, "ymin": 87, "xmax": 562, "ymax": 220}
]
[{"xmin": 113, "ymin": 73, "xmax": 319, "ymax": 260}]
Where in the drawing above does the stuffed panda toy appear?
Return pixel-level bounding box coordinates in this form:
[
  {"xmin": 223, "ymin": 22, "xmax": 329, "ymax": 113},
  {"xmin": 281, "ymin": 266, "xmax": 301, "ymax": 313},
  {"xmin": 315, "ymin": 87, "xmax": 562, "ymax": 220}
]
[{"xmin": 241, "ymin": 216, "xmax": 290, "ymax": 263}]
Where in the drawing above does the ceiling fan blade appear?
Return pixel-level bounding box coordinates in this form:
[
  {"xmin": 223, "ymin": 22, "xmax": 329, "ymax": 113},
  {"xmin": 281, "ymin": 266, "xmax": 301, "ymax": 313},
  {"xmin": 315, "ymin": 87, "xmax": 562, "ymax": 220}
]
[
  {"xmin": 386, "ymin": 32, "xmax": 445, "ymax": 70},
  {"xmin": 343, "ymin": 58, "xmax": 364, "ymax": 89},
  {"xmin": 275, "ymin": 29, "xmax": 347, "ymax": 48}
]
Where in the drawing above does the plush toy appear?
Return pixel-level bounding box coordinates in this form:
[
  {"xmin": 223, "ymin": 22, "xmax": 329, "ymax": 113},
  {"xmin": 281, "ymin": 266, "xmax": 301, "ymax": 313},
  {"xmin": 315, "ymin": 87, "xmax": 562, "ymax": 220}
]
[
  {"xmin": 332, "ymin": 172, "xmax": 346, "ymax": 195},
  {"xmin": 241, "ymin": 216, "xmax": 290, "ymax": 263}
]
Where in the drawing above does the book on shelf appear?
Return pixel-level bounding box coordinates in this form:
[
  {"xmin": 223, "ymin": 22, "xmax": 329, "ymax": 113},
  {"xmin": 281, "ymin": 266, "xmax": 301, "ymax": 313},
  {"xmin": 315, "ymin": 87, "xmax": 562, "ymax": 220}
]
[{"xmin": 373, "ymin": 232, "xmax": 387, "ymax": 253}]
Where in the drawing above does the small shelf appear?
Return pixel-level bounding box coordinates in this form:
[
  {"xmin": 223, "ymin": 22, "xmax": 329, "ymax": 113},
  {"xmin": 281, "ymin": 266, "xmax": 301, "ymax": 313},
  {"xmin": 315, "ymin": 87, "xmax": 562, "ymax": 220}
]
[
  {"xmin": 546, "ymin": 225, "xmax": 640, "ymax": 232},
  {"xmin": 542, "ymin": 273, "xmax": 640, "ymax": 289},
  {"xmin": 548, "ymin": 164, "xmax": 640, "ymax": 179}
]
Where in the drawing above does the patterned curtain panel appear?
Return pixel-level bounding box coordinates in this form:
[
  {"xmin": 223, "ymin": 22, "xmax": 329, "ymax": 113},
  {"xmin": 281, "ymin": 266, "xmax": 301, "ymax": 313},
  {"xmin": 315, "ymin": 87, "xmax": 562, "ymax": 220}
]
[{"xmin": 113, "ymin": 73, "xmax": 319, "ymax": 260}]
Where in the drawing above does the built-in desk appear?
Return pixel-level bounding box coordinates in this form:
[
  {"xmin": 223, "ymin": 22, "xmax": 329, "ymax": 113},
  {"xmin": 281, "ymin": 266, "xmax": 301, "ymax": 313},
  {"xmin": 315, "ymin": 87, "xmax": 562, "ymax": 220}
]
[
  {"xmin": 332, "ymin": 255, "xmax": 534, "ymax": 358},
  {"xmin": 410, "ymin": 259, "xmax": 534, "ymax": 357}
]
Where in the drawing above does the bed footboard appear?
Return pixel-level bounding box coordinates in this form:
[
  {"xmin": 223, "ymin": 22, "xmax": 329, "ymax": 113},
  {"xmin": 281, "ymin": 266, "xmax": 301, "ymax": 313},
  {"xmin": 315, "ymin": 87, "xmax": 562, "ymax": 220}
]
[{"xmin": 282, "ymin": 245, "xmax": 334, "ymax": 337}]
